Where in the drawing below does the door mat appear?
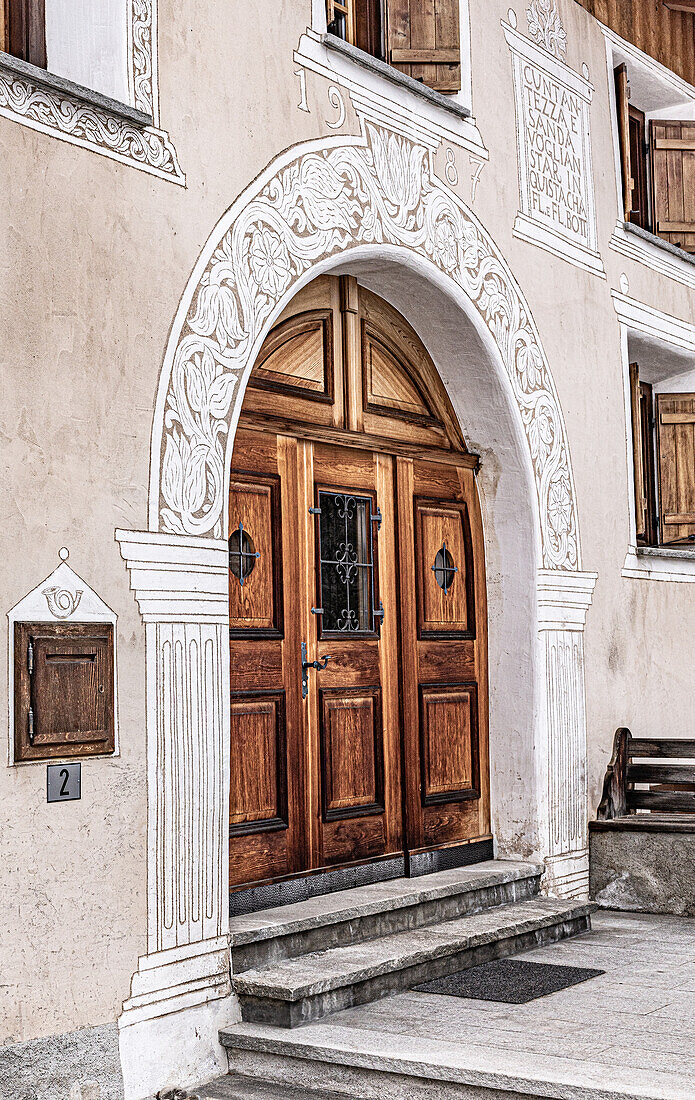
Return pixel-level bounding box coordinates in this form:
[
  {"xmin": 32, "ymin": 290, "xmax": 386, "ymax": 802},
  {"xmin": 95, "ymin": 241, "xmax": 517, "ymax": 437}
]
[{"xmin": 413, "ymin": 958, "xmax": 605, "ymax": 1003}]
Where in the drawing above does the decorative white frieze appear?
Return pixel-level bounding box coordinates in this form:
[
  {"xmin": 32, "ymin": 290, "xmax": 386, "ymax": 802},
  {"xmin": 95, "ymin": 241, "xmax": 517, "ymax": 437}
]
[
  {"xmin": 116, "ymin": 530, "xmax": 228, "ymax": 622},
  {"xmin": 151, "ymin": 121, "xmax": 579, "ymax": 573},
  {"xmin": 503, "ymin": 6, "xmax": 604, "ymax": 276},
  {"xmin": 0, "ymin": 0, "xmax": 183, "ymax": 183}
]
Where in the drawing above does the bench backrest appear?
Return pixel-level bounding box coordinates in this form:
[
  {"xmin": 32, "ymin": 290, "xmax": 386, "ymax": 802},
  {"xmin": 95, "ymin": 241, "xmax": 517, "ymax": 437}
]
[{"xmin": 597, "ymin": 727, "xmax": 695, "ymax": 820}]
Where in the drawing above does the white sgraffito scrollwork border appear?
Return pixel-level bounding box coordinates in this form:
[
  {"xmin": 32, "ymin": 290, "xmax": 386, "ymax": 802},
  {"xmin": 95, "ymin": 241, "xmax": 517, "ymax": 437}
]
[
  {"xmin": 0, "ymin": 0, "xmax": 183, "ymax": 184},
  {"xmin": 150, "ymin": 121, "xmax": 579, "ymax": 572}
]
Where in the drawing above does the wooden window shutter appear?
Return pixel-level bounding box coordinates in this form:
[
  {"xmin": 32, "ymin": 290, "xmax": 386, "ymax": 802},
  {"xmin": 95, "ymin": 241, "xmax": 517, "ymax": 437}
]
[
  {"xmin": 650, "ymin": 120, "xmax": 695, "ymax": 254},
  {"xmin": 629, "ymin": 363, "xmax": 646, "ymax": 540},
  {"xmin": 1, "ymin": 1, "xmax": 8, "ymax": 54},
  {"xmin": 614, "ymin": 65, "xmax": 633, "ymax": 221},
  {"xmin": 656, "ymin": 393, "xmax": 695, "ymax": 546},
  {"xmin": 386, "ymin": 0, "xmax": 461, "ymax": 93},
  {"xmin": 7, "ymin": 0, "xmax": 46, "ymax": 67}
]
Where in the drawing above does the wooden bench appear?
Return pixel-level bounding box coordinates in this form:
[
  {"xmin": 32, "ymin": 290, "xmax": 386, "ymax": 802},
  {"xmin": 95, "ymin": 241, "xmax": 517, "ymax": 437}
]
[
  {"xmin": 597, "ymin": 726, "xmax": 695, "ymax": 820},
  {"xmin": 590, "ymin": 727, "xmax": 695, "ymax": 915}
]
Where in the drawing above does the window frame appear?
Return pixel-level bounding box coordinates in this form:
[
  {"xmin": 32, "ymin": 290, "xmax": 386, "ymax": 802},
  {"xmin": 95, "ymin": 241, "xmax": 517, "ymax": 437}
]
[{"xmin": 322, "ymin": 0, "xmax": 468, "ymax": 103}]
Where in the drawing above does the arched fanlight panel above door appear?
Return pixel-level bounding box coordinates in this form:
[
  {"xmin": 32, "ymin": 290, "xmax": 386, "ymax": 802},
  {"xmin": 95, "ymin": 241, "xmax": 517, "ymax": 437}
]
[{"xmin": 241, "ymin": 274, "xmax": 468, "ymax": 456}]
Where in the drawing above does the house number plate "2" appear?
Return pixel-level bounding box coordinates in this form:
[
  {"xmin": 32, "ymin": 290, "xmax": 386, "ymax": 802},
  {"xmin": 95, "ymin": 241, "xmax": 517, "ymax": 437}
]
[{"xmin": 46, "ymin": 762, "xmax": 81, "ymax": 803}]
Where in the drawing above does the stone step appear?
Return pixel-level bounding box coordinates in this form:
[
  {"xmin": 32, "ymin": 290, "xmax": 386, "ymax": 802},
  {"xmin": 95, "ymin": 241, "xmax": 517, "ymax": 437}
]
[
  {"xmin": 229, "ymin": 859, "xmax": 543, "ymax": 973},
  {"xmin": 218, "ymin": 1020, "xmax": 685, "ymax": 1100},
  {"xmin": 229, "ymin": 896, "xmax": 594, "ymax": 1027},
  {"xmin": 195, "ymin": 1072, "xmax": 350, "ymax": 1099}
]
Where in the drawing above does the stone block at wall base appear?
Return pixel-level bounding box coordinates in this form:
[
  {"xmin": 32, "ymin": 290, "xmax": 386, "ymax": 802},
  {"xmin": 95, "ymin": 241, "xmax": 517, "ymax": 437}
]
[
  {"xmin": 589, "ymin": 821, "xmax": 695, "ymax": 915},
  {"xmin": 0, "ymin": 1022, "xmax": 123, "ymax": 1100},
  {"xmin": 118, "ymin": 994, "xmax": 238, "ymax": 1100}
]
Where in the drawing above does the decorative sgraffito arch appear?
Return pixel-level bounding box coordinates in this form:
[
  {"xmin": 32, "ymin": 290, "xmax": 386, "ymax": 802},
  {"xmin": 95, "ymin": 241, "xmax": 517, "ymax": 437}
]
[
  {"xmin": 150, "ymin": 121, "xmax": 579, "ymax": 571},
  {"xmin": 116, "ymin": 120, "xmax": 597, "ymax": 1097}
]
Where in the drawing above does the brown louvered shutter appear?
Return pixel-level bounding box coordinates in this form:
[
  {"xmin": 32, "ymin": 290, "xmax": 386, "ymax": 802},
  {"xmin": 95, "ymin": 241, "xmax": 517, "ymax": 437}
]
[
  {"xmin": 386, "ymin": 0, "xmax": 461, "ymax": 93},
  {"xmin": 7, "ymin": 0, "xmax": 46, "ymax": 67},
  {"xmin": 614, "ymin": 65, "xmax": 633, "ymax": 221},
  {"xmin": 651, "ymin": 120, "xmax": 695, "ymax": 254},
  {"xmin": 656, "ymin": 393, "xmax": 695, "ymax": 546},
  {"xmin": 630, "ymin": 363, "xmax": 646, "ymax": 539}
]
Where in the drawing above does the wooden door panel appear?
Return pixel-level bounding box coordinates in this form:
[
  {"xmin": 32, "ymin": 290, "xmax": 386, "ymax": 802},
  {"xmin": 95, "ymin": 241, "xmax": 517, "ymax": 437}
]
[
  {"xmin": 398, "ymin": 456, "xmax": 491, "ymax": 861},
  {"xmin": 229, "ymin": 431, "xmax": 304, "ymax": 890},
  {"xmin": 415, "ymin": 499, "xmax": 474, "ymax": 637},
  {"xmin": 321, "ymin": 815, "xmax": 388, "ymax": 866},
  {"xmin": 310, "ymin": 443, "xmax": 403, "ymax": 870},
  {"xmin": 320, "ymin": 687, "xmax": 384, "ymax": 820},
  {"xmin": 242, "ymin": 276, "xmax": 345, "ymax": 427},
  {"xmin": 229, "ymin": 692, "xmax": 287, "ymax": 833},
  {"xmin": 422, "ymin": 800, "xmax": 483, "ymax": 849},
  {"xmin": 419, "ymin": 641, "xmax": 475, "ymax": 681},
  {"xmin": 229, "ymin": 474, "xmax": 282, "ymax": 635},
  {"xmin": 419, "ymin": 684, "xmax": 480, "ymax": 805}
]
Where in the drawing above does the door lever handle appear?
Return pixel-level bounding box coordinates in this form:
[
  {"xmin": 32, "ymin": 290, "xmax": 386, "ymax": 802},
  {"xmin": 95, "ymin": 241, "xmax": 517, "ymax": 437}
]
[{"xmin": 301, "ymin": 643, "xmax": 333, "ymax": 699}]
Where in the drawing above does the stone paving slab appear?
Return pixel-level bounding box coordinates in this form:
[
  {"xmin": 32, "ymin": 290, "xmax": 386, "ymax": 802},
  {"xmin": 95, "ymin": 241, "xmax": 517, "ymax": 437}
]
[{"xmin": 220, "ymin": 912, "xmax": 695, "ymax": 1098}]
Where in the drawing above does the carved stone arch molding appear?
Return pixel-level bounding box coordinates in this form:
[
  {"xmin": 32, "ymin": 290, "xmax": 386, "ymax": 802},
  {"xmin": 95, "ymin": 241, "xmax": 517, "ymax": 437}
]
[
  {"xmin": 115, "ymin": 121, "xmax": 597, "ymax": 1098},
  {"xmin": 151, "ymin": 121, "xmax": 578, "ymax": 569}
]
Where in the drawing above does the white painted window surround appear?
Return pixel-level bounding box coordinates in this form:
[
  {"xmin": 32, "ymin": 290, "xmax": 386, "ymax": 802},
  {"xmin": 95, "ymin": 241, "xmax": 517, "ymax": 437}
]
[
  {"xmin": 45, "ymin": 0, "xmax": 129, "ymax": 103},
  {"xmin": 602, "ymin": 25, "xmax": 695, "ymax": 290},
  {"xmin": 613, "ymin": 288, "xmax": 695, "ymax": 583},
  {"xmin": 310, "ymin": 0, "xmax": 474, "ymax": 114}
]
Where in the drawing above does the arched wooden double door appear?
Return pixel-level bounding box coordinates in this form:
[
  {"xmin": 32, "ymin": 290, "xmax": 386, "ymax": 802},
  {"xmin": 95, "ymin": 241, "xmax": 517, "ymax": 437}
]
[{"xmin": 228, "ymin": 275, "xmax": 490, "ymax": 893}]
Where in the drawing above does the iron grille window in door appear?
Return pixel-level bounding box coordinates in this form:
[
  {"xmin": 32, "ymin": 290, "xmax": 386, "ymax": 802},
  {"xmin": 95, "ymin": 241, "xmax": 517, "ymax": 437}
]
[{"xmin": 317, "ymin": 491, "xmax": 377, "ymax": 634}]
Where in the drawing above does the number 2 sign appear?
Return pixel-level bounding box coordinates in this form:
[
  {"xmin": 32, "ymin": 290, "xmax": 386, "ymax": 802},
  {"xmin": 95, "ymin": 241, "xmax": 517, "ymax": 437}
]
[{"xmin": 46, "ymin": 762, "xmax": 81, "ymax": 803}]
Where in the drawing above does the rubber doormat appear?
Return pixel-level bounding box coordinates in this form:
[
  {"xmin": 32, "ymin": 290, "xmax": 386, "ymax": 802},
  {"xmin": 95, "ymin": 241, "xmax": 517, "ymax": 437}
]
[{"xmin": 413, "ymin": 958, "xmax": 605, "ymax": 1003}]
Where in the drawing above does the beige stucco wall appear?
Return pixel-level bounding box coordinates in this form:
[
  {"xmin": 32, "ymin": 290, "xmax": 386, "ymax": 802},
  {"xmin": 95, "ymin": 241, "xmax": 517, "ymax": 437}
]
[{"xmin": 1, "ymin": 0, "xmax": 693, "ymax": 1046}]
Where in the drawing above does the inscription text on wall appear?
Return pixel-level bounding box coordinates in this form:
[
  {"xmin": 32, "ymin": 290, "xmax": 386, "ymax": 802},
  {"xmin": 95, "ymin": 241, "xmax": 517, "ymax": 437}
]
[{"xmin": 503, "ymin": 6, "xmax": 604, "ymax": 277}]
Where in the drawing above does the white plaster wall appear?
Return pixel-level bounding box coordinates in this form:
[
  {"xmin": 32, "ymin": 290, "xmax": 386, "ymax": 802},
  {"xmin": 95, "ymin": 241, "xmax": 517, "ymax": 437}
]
[
  {"xmin": 45, "ymin": 0, "xmax": 129, "ymax": 102},
  {"xmin": 2, "ymin": 0, "xmax": 695, "ymax": 1054}
]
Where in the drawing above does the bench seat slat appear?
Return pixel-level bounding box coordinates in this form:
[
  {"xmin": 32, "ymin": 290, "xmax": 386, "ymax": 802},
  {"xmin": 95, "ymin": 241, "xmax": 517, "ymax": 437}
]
[
  {"xmin": 630, "ymin": 739, "xmax": 695, "ymax": 758},
  {"xmin": 628, "ymin": 763, "xmax": 695, "ymax": 785},
  {"xmin": 627, "ymin": 789, "xmax": 695, "ymax": 812}
]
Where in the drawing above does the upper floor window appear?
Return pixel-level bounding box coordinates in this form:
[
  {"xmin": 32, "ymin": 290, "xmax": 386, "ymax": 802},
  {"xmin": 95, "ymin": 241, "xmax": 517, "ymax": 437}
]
[
  {"xmin": 325, "ymin": 0, "xmax": 462, "ymax": 94},
  {"xmin": 630, "ymin": 358, "xmax": 695, "ymax": 550},
  {"xmin": 614, "ymin": 60, "xmax": 695, "ymax": 255},
  {"xmin": 1, "ymin": 0, "xmax": 129, "ymax": 103}
]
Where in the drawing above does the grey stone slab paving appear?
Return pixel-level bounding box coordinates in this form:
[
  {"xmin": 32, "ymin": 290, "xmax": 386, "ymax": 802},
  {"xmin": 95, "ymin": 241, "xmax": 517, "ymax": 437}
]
[
  {"xmin": 220, "ymin": 911, "xmax": 695, "ymax": 1098},
  {"xmin": 223, "ymin": 1020, "xmax": 693, "ymax": 1099}
]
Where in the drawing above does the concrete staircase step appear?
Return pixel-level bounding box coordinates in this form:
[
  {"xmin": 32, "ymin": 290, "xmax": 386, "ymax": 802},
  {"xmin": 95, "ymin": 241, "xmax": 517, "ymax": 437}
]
[
  {"xmin": 229, "ymin": 859, "xmax": 543, "ymax": 972},
  {"xmin": 195, "ymin": 1072, "xmax": 350, "ymax": 1099},
  {"xmin": 218, "ymin": 1020, "xmax": 686, "ymax": 1100},
  {"xmin": 230, "ymin": 896, "xmax": 594, "ymax": 1027}
]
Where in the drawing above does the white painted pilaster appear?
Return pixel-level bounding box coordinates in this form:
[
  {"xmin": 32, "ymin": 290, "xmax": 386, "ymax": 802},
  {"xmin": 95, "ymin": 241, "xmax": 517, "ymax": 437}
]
[
  {"xmin": 536, "ymin": 569, "xmax": 597, "ymax": 899},
  {"xmin": 115, "ymin": 530, "xmax": 235, "ymax": 1100}
]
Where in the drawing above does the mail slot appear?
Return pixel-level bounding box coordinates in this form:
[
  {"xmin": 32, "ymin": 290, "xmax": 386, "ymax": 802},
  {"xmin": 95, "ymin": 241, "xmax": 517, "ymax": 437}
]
[{"xmin": 14, "ymin": 622, "xmax": 115, "ymax": 762}]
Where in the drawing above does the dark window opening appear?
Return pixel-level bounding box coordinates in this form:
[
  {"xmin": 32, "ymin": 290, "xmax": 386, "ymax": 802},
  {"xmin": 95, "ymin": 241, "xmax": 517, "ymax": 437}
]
[
  {"xmin": 2, "ymin": 0, "xmax": 47, "ymax": 69},
  {"xmin": 326, "ymin": 0, "xmax": 461, "ymax": 95}
]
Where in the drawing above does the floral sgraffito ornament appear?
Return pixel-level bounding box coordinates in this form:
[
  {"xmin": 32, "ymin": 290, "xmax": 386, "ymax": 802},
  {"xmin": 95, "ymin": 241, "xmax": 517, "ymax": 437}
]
[
  {"xmin": 526, "ymin": 0, "xmax": 567, "ymax": 60},
  {"xmin": 157, "ymin": 122, "xmax": 579, "ymax": 571}
]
